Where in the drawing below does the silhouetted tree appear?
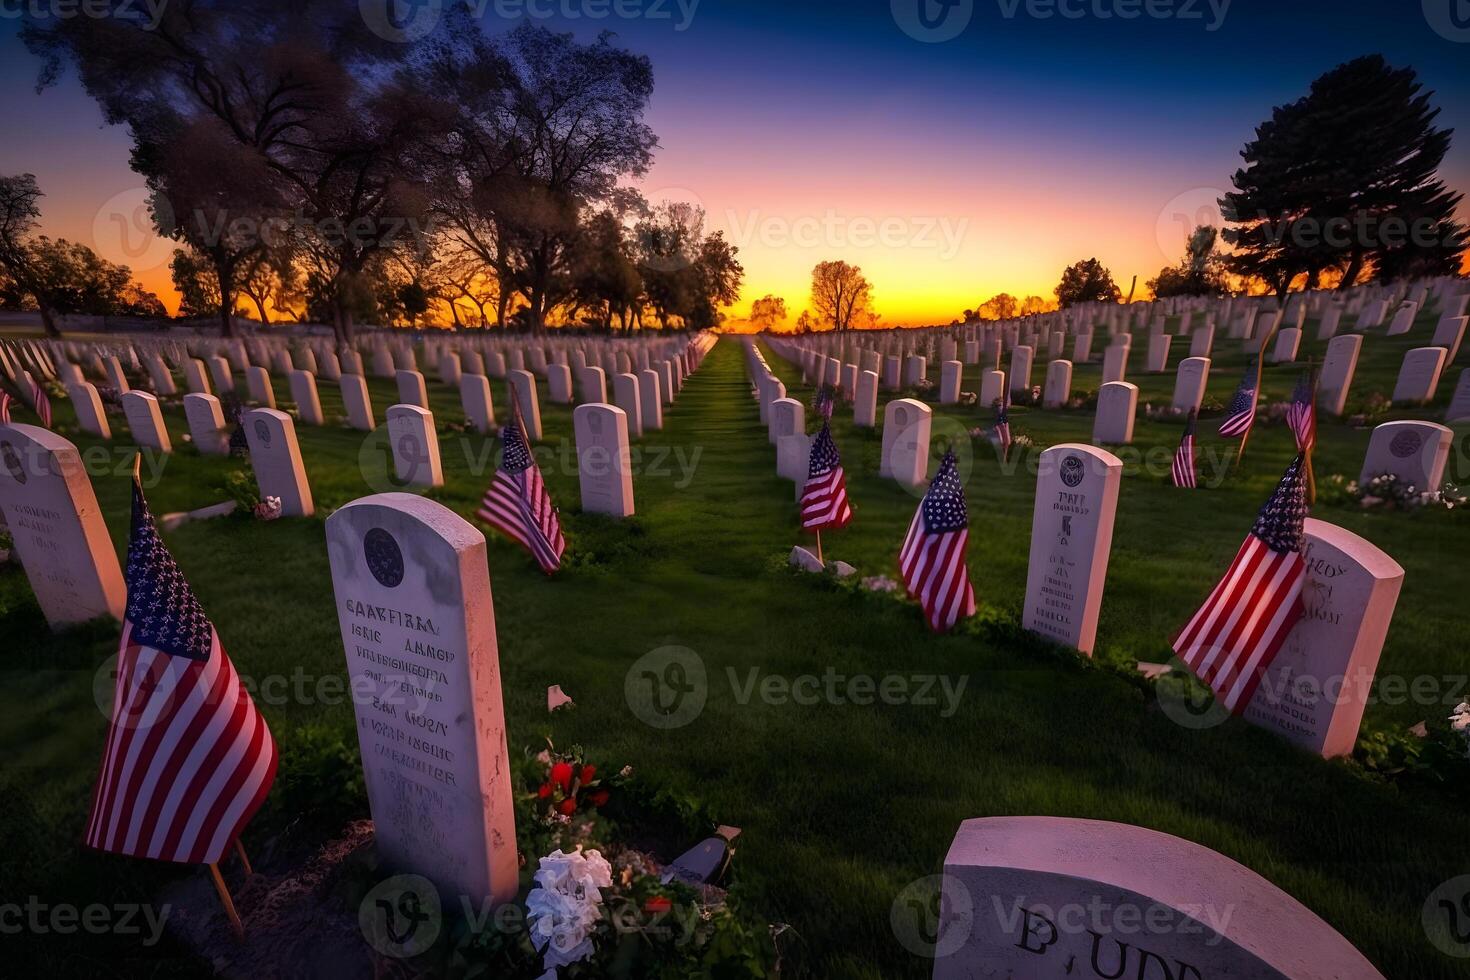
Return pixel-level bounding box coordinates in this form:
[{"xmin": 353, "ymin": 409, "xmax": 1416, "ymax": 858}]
[
  {"xmin": 1221, "ymin": 55, "xmax": 1466, "ymax": 293},
  {"xmin": 1149, "ymin": 225, "xmax": 1229, "ymax": 298},
  {"xmin": 1054, "ymin": 258, "xmax": 1120, "ymax": 308},
  {"xmin": 810, "ymin": 260, "xmax": 871, "ymax": 331}
]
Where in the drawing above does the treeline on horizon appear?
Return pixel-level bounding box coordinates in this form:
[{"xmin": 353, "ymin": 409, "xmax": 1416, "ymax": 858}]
[{"xmin": 2, "ymin": 4, "xmax": 742, "ymax": 341}]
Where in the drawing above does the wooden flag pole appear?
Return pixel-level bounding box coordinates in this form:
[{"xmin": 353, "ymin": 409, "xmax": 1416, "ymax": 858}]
[
  {"xmin": 814, "ymin": 528, "xmax": 824, "ymax": 566},
  {"xmin": 208, "ymin": 863, "xmax": 245, "ymax": 940},
  {"xmin": 234, "ymin": 839, "xmax": 254, "ymax": 876},
  {"xmin": 1234, "ymin": 316, "xmax": 1282, "ymax": 472},
  {"xmin": 1305, "ymin": 359, "xmax": 1320, "ymax": 505}
]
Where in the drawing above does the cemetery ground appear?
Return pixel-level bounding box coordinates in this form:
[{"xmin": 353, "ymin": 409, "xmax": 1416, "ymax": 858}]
[{"xmin": 4, "ymin": 323, "xmax": 1470, "ymax": 978}]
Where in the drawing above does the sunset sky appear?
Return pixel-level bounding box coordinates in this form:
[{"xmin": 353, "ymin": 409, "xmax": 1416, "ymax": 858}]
[{"xmin": 2, "ymin": 1, "xmax": 1468, "ymax": 327}]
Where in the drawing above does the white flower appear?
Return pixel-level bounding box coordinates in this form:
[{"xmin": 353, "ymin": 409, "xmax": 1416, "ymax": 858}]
[
  {"xmin": 1449, "ymin": 702, "xmax": 1470, "ymax": 735},
  {"xmin": 526, "ymin": 847, "xmax": 614, "ymax": 971}
]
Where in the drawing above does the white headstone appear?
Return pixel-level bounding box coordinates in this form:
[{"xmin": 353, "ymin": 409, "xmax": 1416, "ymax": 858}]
[
  {"xmin": 121, "ymin": 391, "xmax": 171, "ymax": 453},
  {"xmin": 1431, "ymin": 314, "xmax": 1467, "ymax": 364},
  {"xmin": 940, "ymin": 361, "xmax": 963, "ymax": 404},
  {"xmin": 244, "ymin": 408, "xmax": 313, "ymax": 516},
  {"xmin": 638, "ymin": 368, "xmax": 663, "ymax": 431},
  {"xmin": 183, "ymin": 392, "xmax": 230, "ymax": 455},
  {"xmin": 573, "ymin": 403, "xmax": 634, "ymax": 517},
  {"xmin": 854, "ymin": 370, "xmax": 879, "ymax": 427},
  {"xmin": 68, "ymin": 382, "xmax": 111, "ymax": 439},
  {"xmin": 1171, "ymin": 357, "xmax": 1210, "ymax": 414},
  {"xmin": 396, "ymin": 370, "xmax": 428, "ymax": 409},
  {"xmin": 578, "ymin": 366, "xmax": 608, "ymax": 405},
  {"xmin": 980, "ymin": 370, "xmax": 1005, "ymax": 408},
  {"xmin": 932, "ymin": 816, "xmax": 1386, "ymax": 979},
  {"xmin": 546, "ymin": 363, "xmax": 574, "ymax": 404},
  {"xmin": 1092, "ymin": 382, "xmax": 1137, "ymax": 445},
  {"xmin": 460, "ymin": 374, "xmax": 496, "ymax": 434},
  {"xmin": 341, "ymin": 374, "xmax": 376, "ymax": 431},
  {"xmin": 1359, "ymin": 420, "xmax": 1451, "ymax": 492},
  {"xmin": 1271, "ymin": 326, "xmax": 1302, "ymax": 364},
  {"xmin": 1010, "ymin": 346, "xmax": 1034, "ymax": 394},
  {"xmin": 245, "ymin": 365, "xmax": 276, "ymax": 409},
  {"xmin": 1146, "ymin": 333, "xmax": 1172, "ymax": 372},
  {"xmin": 0, "ymin": 424, "xmax": 125, "ymax": 628},
  {"xmin": 1243, "ymin": 519, "xmax": 1403, "ymax": 759},
  {"xmin": 289, "ymin": 369, "xmax": 324, "ymax": 425},
  {"xmin": 1023, "ymin": 444, "xmax": 1122, "ymax": 655},
  {"xmin": 1446, "ymin": 369, "xmax": 1470, "ymax": 423},
  {"xmin": 387, "ymin": 405, "xmax": 444, "ymax": 488},
  {"xmin": 1318, "ymin": 334, "xmax": 1361, "ymax": 417},
  {"xmin": 1043, "ymin": 360, "xmax": 1071, "ymax": 408},
  {"xmin": 612, "ymin": 373, "xmax": 643, "ymax": 438},
  {"xmin": 881, "ymin": 398, "xmax": 932, "ymax": 487},
  {"xmin": 325, "ymin": 494, "xmax": 517, "ymax": 907},
  {"xmin": 507, "ymin": 370, "xmax": 542, "ymax": 441},
  {"xmin": 1390, "ymin": 346, "xmax": 1447, "ymax": 405}
]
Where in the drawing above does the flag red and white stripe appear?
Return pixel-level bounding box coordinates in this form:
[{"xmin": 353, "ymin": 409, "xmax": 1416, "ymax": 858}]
[
  {"xmin": 1172, "ymin": 411, "xmax": 1197, "ymax": 489},
  {"xmin": 1286, "ymin": 371, "xmax": 1316, "ymax": 454},
  {"xmin": 0, "ymin": 390, "xmax": 11, "ymax": 425},
  {"xmin": 477, "ymin": 407, "xmax": 566, "ymax": 574},
  {"xmin": 800, "ymin": 422, "xmax": 852, "ymax": 530},
  {"xmin": 1172, "ymin": 455, "xmax": 1308, "ymax": 713},
  {"xmin": 86, "ymin": 479, "xmax": 277, "ymax": 864},
  {"xmin": 28, "ymin": 375, "xmax": 51, "ymax": 428},
  {"xmin": 898, "ymin": 451, "xmax": 976, "ymax": 632}
]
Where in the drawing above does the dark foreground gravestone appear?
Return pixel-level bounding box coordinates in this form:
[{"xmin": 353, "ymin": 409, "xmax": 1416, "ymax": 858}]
[
  {"xmin": 326, "ymin": 494, "xmax": 517, "ymax": 908},
  {"xmin": 0, "ymin": 423, "xmax": 125, "ymax": 628},
  {"xmin": 931, "ymin": 817, "xmax": 1385, "ymax": 979}
]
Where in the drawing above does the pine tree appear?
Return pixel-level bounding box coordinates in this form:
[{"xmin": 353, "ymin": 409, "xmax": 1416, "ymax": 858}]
[{"xmin": 1221, "ymin": 55, "xmax": 1466, "ymax": 292}]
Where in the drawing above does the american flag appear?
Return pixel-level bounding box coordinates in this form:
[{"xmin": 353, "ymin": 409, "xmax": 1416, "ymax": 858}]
[
  {"xmin": 1286, "ymin": 370, "xmax": 1316, "ymax": 454},
  {"xmin": 477, "ymin": 404, "xmax": 566, "ymax": 574},
  {"xmin": 86, "ymin": 478, "xmax": 278, "ymax": 865},
  {"xmin": 1218, "ymin": 359, "xmax": 1258, "ymax": 438},
  {"xmin": 1172, "ymin": 410, "xmax": 1197, "ymax": 489},
  {"xmin": 1172, "ymin": 454, "xmax": 1308, "ymax": 714},
  {"xmin": 992, "ymin": 397, "xmax": 1012, "ymax": 460},
  {"xmin": 800, "ymin": 422, "xmax": 853, "ymax": 530},
  {"xmin": 813, "ymin": 384, "xmax": 836, "ymax": 420},
  {"xmin": 28, "ymin": 375, "xmax": 51, "ymax": 428},
  {"xmin": 898, "ymin": 450, "xmax": 976, "ymax": 632}
]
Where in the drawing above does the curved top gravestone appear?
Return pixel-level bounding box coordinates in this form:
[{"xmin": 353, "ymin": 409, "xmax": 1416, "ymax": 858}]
[
  {"xmin": 0, "ymin": 423, "xmax": 125, "ymax": 628},
  {"xmin": 933, "ymin": 816, "xmax": 1385, "ymax": 979}
]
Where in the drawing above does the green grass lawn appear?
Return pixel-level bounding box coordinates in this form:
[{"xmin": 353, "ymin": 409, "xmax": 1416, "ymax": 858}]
[{"xmin": 4, "ymin": 316, "xmax": 1470, "ymax": 978}]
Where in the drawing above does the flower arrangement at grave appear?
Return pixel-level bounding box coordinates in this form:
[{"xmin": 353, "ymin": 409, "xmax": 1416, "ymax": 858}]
[
  {"xmin": 253, "ymin": 495, "xmax": 283, "ymax": 521},
  {"xmin": 957, "ymin": 391, "xmax": 978, "ymax": 407},
  {"xmin": 447, "ymin": 741, "xmax": 782, "ymax": 977},
  {"xmin": 1319, "ymin": 473, "xmax": 1467, "ymax": 513}
]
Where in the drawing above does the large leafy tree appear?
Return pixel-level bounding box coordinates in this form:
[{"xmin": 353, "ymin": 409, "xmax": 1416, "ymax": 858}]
[
  {"xmin": 423, "ymin": 21, "xmax": 658, "ymax": 330},
  {"xmin": 1054, "ymin": 258, "xmax": 1120, "ymax": 308},
  {"xmin": 1149, "ymin": 225, "xmax": 1229, "ymax": 298},
  {"xmin": 1220, "ymin": 55, "xmax": 1466, "ymax": 292},
  {"xmin": 23, "ymin": 2, "xmax": 450, "ymax": 341},
  {"xmin": 0, "ymin": 174, "xmax": 164, "ymax": 332},
  {"xmin": 810, "ymin": 260, "xmax": 872, "ymax": 332}
]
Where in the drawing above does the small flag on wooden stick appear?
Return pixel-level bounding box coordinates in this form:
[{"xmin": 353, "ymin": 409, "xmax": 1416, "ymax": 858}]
[
  {"xmin": 1172, "ymin": 454, "xmax": 1309, "ymax": 714},
  {"xmin": 898, "ymin": 449, "xmax": 976, "ymax": 632}
]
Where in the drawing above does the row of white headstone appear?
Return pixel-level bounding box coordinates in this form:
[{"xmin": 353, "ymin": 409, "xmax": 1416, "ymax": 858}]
[{"xmin": 745, "ymin": 337, "xmax": 1409, "ymax": 765}]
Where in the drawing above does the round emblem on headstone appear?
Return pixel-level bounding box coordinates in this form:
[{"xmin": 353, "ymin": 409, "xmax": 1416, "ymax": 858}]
[
  {"xmin": 254, "ymin": 419, "xmax": 272, "ymax": 447},
  {"xmin": 1060, "ymin": 454, "xmax": 1085, "ymax": 488},
  {"xmin": 1, "ymin": 441, "xmax": 26, "ymax": 485},
  {"xmin": 1389, "ymin": 430, "xmax": 1423, "ymax": 459},
  {"xmin": 364, "ymin": 528, "xmax": 404, "ymax": 588}
]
